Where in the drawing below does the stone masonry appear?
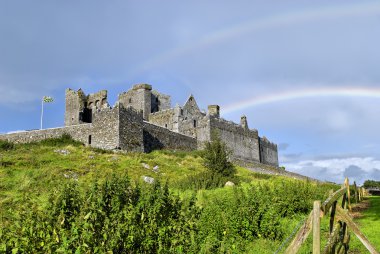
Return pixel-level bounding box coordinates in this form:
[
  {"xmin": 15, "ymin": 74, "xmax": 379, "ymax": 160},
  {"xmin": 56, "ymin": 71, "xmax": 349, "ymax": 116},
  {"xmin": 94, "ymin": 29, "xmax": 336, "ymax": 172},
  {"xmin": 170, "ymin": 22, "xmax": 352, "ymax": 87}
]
[{"xmin": 0, "ymin": 84, "xmax": 279, "ymax": 166}]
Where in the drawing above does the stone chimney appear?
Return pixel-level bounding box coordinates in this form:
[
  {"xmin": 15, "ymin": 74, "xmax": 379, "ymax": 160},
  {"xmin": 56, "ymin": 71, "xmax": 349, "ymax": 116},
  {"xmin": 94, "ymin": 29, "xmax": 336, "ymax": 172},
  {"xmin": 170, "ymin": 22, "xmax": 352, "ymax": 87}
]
[
  {"xmin": 240, "ymin": 115, "xmax": 248, "ymax": 129},
  {"xmin": 208, "ymin": 105, "xmax": 220, "ymax": 118}
]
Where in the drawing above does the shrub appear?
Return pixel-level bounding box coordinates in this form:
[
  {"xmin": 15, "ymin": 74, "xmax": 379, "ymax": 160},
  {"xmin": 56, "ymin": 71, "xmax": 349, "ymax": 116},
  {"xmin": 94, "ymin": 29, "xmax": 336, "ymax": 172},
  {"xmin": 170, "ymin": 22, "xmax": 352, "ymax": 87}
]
[
  {"xmin": 39, "ymin": 133, "xmax": 83, "ymax": 147},
  {"xmin": 363, "ymin": 180, "xmax": 380, "ymax": 188},
  {"xmin": 0, "ymin": 140, "xmax": 14, "ymax": 151},
  {"xmin": 174, "ymin": 171, "xmax": 240, "ymax": 190},
  {"xmin": 202, "ymin": 134, "xmax": 235, "ymax": 177},
  {"xmin": 1, "ymin": 175, "xmax": 200, "ymax": 253}
]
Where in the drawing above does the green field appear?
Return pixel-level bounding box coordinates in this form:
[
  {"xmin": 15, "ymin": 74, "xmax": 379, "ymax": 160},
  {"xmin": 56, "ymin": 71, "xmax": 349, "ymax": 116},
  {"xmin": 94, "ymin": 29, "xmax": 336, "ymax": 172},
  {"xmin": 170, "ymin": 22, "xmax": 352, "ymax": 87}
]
[
  {"xmin": 0, "ymin": 137, "xmax": 346, "ymax": 253},
  {"xmin": 349, "ymin": 196, "xmax": 380, "ymax": 253}
]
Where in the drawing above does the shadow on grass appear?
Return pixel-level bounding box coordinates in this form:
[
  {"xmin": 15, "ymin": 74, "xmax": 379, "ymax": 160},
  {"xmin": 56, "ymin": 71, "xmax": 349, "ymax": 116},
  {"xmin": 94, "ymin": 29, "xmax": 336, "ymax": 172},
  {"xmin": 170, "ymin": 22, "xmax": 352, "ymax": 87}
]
[{"xmin": 361, "ymin": 196, "xmax": 380, "ymax": 222}]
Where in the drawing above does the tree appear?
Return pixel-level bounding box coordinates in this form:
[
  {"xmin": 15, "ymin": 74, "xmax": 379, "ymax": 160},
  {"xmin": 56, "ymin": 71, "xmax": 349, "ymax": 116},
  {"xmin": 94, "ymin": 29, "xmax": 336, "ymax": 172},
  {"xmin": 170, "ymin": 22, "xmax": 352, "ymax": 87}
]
[
  {"xmin": 363, "ymin": 180, "xmax": 380, "ymax": 188},
  {"xmin": 202, "ymin": 133, "xmax": 235, "ymax": 177}
]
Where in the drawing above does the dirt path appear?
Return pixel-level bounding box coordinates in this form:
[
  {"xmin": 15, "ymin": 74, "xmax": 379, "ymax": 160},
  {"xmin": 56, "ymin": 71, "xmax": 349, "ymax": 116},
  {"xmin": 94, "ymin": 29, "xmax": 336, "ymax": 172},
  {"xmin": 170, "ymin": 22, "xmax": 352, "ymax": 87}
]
[{"xmin": 349, "ymin": 199, "xmax": 370, "ymax": 219}]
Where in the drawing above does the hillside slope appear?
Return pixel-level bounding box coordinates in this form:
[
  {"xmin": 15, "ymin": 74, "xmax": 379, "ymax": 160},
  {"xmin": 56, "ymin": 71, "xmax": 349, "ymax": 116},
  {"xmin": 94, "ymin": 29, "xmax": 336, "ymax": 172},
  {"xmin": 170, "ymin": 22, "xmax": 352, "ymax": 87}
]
[{"xmin": 0, "ymin": 137, "xmax": 337, "ymax": 253}]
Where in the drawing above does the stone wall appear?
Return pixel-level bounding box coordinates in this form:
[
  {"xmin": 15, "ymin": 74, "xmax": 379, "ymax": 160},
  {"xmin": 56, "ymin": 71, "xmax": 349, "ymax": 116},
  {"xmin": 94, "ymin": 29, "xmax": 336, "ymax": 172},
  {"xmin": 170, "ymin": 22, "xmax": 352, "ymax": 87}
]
[
  {"xmin": 0, "ymin": 124, "xmax": 91, "ymax": 144},
  {"xmin": 119, "ymin": 106, "xmax": 144, "ymax": 152},
  {"xmin": 148, "ymin": 108, "xmax": 177, "ymax": 130},
  {"xmin": 143, "ymin": 122, "xmax": 197, "ymax": 153},
  {"xmin": 118, "ymin": 84, "xmax": 172, "ymax": 120},
  {"xmin": 4, "ymin": 84, "xmax": 279, "ymax": 166},
  {"xmin": 151, "ymin": 90, "xmax": 171, "ymax": 112},
  {"xmin": 118, "ymin": 84, "xmax": 152, "ymax": 120},
  {"xmin": 177, "ymin": 95, "xmax": 206, "ymax": 137},
  {"xmin": 90, "ymin": 107, "xmax": 120, "ymax": 150},
  {"xmin": 209, "ymin": 117, "xmax": 261, "ymax": 163},
  {"xmin": 259, "ymin": 137, "xmax": 279, "ymax": 166},
  {"xmin": 87, "ymin": 90, "xmax": 108, "ymax": 110},
  {"xmin": 196, "ymin": 117, "xmax": 211, "ymax": 149}
]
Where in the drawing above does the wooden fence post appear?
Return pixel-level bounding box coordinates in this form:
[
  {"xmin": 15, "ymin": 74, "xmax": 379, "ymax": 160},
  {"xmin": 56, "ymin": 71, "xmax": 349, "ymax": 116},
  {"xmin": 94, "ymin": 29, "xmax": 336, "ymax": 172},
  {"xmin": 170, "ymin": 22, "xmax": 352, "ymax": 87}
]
[
  {"xmin": 313, "ymin": 201, "xmax": 321, "ymax": 254},
  {"xmin": 285, "ymin": 179, "xmax": 377, "ymax": 253},
  {"xmin": 354, "ymin": 181, "xmax": 358, "ymax": 203},
  {"xmin": 345, "ymin": 177, "xmax": 352, "ymax": 211}
]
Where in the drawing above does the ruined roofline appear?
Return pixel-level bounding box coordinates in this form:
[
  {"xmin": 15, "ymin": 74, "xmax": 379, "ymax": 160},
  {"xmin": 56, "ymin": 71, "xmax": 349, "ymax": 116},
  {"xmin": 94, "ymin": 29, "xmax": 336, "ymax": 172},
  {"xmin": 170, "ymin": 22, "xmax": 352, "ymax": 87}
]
[{"xmin": 210, "ymin": 115, "xmax": 259, "ymax": 134}]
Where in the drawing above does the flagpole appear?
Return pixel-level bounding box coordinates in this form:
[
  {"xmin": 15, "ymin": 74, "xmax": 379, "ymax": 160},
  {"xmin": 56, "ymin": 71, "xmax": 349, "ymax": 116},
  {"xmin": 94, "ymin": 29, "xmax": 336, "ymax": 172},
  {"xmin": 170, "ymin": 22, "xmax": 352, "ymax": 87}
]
[{"xmin": 41, "ymin": 98, "xmax": 44, "ymax": 130}]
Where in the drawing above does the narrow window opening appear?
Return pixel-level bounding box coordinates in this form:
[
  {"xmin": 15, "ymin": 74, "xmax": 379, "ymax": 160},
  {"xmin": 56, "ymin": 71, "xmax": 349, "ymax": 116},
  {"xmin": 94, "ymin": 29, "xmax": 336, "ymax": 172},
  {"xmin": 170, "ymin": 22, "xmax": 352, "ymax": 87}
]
[
  {"xmin": 193, "ymin": 120, "xmax": 197, "ymax": 128},
  {"xmin": 129, "ymin": 98, "xmax": 132, "ymax": 103},
  {"xmin": 88, "ymin": 135, "xmax": 92, "ymax": 145},
  {"xmin": 165, "ymin": 124, "xmax": 168, "ymax": 128}
]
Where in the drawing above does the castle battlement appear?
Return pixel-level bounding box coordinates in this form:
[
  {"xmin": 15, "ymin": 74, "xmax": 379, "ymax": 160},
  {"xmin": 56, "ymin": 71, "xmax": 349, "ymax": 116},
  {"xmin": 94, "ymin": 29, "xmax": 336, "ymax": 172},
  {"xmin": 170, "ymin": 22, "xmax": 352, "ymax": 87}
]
[{"xmin": 0, "ymin": 84, "xmax": 279, "ymax": 167}]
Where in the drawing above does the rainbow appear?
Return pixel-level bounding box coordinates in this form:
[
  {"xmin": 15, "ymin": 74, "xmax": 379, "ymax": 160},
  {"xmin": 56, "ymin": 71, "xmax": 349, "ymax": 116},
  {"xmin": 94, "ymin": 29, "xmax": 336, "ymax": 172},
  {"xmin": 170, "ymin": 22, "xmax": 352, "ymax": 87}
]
[
  {"xmin": 129, "ymin": 2, "xmax": 380, "ymax": 77},
  {"xmin": 221, "ymin": 87, "xmax": 380, "ymax": 115}
]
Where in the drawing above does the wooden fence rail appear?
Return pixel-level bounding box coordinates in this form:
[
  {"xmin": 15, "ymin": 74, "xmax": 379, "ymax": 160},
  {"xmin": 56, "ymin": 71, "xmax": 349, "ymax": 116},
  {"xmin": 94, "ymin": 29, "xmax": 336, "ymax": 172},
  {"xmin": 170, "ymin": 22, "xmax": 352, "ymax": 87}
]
[{"xmin": 284, "ymin": 177, "xmax": 378, "ymax": 254}]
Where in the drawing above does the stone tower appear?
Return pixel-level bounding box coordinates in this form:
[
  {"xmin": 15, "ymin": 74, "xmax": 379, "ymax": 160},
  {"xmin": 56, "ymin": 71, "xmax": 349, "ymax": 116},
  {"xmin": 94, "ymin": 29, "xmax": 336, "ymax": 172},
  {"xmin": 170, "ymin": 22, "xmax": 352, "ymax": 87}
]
[
  {"xmin": 240, "ymin": 115, "xmax": 248, "ymax": 130},
  {"xmin": 65, "ymin": 88, "xmax": 86, "ymax": 126},
  {"xmin": 118, "ymin": 84, "xmax": 152, "ymax": 120},
  {"xmin": 208, "ymin": 105, "xmax": 220, "ymax": 118}
]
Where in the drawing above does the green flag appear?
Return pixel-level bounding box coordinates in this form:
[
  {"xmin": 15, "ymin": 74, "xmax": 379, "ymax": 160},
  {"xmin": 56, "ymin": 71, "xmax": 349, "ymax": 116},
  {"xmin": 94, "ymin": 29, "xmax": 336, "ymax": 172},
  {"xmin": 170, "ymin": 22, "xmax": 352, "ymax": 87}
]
[{"xmin": 43, "ymin": 96, "xmax": 54, "ymax": 103}]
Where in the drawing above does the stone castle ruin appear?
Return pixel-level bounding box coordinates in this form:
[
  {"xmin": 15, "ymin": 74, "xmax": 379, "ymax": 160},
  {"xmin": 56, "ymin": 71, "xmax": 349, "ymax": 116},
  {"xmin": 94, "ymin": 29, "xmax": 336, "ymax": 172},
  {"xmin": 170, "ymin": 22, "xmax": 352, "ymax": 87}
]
[{"xmin": 0, "ymin": 84, "xmax": 279, "ymax": 166}]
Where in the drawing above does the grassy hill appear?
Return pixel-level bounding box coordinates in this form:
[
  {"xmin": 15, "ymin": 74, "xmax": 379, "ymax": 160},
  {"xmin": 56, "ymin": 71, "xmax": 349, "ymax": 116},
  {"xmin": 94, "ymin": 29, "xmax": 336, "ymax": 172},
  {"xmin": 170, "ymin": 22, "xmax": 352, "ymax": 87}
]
[{"xmin": 0, "ymin": 137, "xmax": 339, "ymax": 253}]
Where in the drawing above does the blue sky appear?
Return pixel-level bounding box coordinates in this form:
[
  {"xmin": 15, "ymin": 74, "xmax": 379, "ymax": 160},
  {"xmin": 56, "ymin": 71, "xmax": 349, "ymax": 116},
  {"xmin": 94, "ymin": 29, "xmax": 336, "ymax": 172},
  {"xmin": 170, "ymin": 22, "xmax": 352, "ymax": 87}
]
[{"xmin": 1, "ymin": 0, "xmax": 380, "ymax": 184}]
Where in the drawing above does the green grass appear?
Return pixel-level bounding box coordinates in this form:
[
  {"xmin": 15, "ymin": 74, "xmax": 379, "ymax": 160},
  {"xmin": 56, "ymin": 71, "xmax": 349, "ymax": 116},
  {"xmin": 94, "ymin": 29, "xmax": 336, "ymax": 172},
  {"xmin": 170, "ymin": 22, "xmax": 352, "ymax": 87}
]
[
  {"xmin": 350, "ymin": 196, "xmax": 380, "ymax": 253},
  {"xmin": 0, "ymin": 137, "xmax": 342, "ymax": 252}
]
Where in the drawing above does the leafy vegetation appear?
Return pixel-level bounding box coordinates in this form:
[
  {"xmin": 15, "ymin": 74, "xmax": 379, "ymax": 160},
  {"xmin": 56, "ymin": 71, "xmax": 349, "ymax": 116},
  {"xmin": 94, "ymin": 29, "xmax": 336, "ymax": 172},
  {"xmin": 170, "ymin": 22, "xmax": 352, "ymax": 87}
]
[
  {"xmin": 1, "ymin": 176, "xmax": 199, "ymax": 253},
  {"xmin": 201, "ymin": 134, "xmax": 235, "ymax": 177},
  {"xmin": 363, "ymin": 180, "xmax": 380, "ymax": 188},
  {"xmin": 0, "ymin": 140, "xmax": 14, "ymax": 151},
  {"xmin": 174, "ymin": 170, "xmax": 240, "ymax": 190},
  {"xmin": 0, "ymin": 137, "xmax": 340, "ymax": 253}
]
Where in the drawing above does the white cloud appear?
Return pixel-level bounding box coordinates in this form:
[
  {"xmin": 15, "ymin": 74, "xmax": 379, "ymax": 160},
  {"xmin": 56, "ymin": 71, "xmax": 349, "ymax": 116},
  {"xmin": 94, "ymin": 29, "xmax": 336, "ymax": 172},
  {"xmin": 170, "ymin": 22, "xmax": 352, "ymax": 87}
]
[{"xmin": 284, "ymin": 157, "xmax": 380, "ymax": 185}]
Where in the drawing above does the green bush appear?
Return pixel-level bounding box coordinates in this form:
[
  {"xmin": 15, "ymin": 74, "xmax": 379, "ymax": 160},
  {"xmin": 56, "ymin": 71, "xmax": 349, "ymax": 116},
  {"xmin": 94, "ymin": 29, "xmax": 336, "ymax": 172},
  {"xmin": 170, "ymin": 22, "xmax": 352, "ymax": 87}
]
[
  {"xmin": 201, "ymin": 134, "xmax": 235, "ymax": 177},
  {"xmin": 363, "ymin": 180, "xmax": 380, "ymax": 188},
  {"xmin": 1, "ymin": 175, "xmax": 200, "ymax": 253},
  {"xmin": 174, "ymin": 171, "xmax": 240, "ymax": 191},
  {"xmin": 0, "ymin": 140, "xmax": 14, "ymax": 151},
  {"xmin": 39, "ymin": 133, "xmax": 83, "ymax": 147}
]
